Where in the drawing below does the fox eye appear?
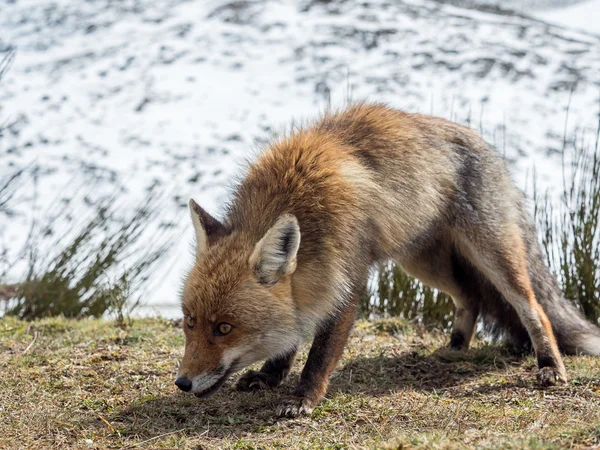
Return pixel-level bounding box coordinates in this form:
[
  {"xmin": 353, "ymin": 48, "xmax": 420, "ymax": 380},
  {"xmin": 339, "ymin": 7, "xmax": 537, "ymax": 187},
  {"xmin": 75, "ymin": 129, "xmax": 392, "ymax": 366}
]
[
  {"xmin": 185, "ymin": 316, "xmax": 195, "ymax": 329},
  {"xmin": 215, "ymin": 322, "xmax": 233, "ymax": 336}
]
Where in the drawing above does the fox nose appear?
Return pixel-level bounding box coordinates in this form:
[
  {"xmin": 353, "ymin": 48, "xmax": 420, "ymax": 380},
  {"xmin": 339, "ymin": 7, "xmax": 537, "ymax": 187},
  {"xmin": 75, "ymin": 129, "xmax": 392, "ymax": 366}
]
[{"xmin": 175, "ymin": 376, "xmax": 192, "ymax": 392}]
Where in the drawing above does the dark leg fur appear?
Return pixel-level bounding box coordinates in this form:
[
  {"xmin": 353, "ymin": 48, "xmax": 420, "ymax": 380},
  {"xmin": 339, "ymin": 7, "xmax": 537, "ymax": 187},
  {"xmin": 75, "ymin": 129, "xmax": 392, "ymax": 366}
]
[
  {"xmin": 277, "ymin": 298, "xmax": 357, "ymax": 417},
  {"xmin": 449, "ymin": 330, "xmax": 466, "ymax": 349},
  {"xmin": 449, "ymin": 247, "xmax": 535, "ymax": 354},
  {"xmin": 236, "ymin": 348, "xmax": 297, "ymax": 391},
  {"xmin": 448, "ymin": 248, "xmax": 481, "ymax": 350}
]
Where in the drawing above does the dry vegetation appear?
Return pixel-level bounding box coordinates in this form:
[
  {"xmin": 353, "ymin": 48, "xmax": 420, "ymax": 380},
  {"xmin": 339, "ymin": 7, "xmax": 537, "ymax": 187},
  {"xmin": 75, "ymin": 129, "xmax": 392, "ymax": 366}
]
[{"xmin": 1, "ymin": 316, "xmax": 600, "ymax": 449}]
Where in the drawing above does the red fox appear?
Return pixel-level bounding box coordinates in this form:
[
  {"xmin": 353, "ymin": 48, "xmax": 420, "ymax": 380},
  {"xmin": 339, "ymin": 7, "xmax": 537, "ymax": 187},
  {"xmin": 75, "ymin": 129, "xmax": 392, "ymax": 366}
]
[{"xmin": 175, "ymin": 103, "xmax": 600, "ymax": 417}]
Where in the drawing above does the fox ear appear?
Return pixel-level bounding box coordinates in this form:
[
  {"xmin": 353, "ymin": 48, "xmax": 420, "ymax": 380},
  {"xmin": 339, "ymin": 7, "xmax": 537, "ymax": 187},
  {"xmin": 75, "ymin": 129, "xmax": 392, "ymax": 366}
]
[
  {"xmin": 250, "ymin": 214, "xmax": 300, "ymax": 285},
  {"xmin": 189, "ymin": 199, "xmax": 226, "ymax": 259}
]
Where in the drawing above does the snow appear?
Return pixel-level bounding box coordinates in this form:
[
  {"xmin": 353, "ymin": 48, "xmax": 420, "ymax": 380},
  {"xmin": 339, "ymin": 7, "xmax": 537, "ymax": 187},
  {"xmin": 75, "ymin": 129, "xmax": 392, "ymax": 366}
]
[
  {"xmin": 532, "ymin": 0, "xmax": 600, "ymax": 35},
  {"xmin": 1, "ymin": 0, "xmax": 599, "ymax": 318}
]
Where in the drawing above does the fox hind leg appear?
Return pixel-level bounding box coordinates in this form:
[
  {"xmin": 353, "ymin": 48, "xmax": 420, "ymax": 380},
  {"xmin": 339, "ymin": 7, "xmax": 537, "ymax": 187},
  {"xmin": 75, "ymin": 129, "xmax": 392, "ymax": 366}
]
[
  {"xmin": 455, "ymin": 226, "xmax": 567, "ymax": 385},
  {"xmin": 449, "ymin": 301, "xmax": 479, "ymax": 350},
  {"xmin": 447, "ymin": 251, "xmax": 481, "ymax": 350},
  {"xmin": 399, "ymin": 241, "xmax": 480, "ymax": 351}
]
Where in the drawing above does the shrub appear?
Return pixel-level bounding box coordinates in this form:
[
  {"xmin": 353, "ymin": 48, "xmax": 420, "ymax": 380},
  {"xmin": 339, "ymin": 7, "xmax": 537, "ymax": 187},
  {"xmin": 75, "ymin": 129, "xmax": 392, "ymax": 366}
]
[
  {"xmin": 3, "ymin": 192, "xmax": 176, "ymax": 320},
  {"xmin": 534, "ymin": 127, "xmax": 600, "ymax": 325}
]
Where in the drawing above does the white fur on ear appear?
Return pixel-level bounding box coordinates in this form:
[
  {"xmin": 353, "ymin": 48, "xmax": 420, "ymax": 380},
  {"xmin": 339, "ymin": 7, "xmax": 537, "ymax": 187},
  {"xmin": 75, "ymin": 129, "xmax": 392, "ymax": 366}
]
[{"xmin": 250, "ymin": 214, "xmax": 300, "ymax": 285}]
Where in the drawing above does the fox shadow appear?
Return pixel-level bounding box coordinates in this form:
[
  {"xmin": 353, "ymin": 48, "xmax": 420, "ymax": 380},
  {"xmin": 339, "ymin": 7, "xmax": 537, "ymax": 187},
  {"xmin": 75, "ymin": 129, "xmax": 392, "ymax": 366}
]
[
  {"xmin": 328, "ymin": 344, "xmax": 530, "ymax": 396},
  {"xmin": 84, "ymin": 345, "xmax": 529, "ymax": 442}
]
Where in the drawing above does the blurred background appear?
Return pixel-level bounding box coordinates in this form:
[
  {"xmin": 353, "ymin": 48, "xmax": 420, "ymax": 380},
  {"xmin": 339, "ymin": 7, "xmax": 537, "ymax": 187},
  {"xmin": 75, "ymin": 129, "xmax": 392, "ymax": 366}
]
[{"xmin": 0, "ymin": 0, "xmax": 598, "ymax": 322}]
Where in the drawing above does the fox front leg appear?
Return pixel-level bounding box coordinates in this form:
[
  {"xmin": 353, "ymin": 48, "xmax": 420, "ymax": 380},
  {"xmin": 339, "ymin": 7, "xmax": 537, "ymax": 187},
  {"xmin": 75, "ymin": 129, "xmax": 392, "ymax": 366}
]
[
  {"xmin": 277, "ymin": 300, "xmax": 357, "ymax": 418},
  {"xmin": 236, "ymin": 348, "xmax": 297, "ymax": 391}
]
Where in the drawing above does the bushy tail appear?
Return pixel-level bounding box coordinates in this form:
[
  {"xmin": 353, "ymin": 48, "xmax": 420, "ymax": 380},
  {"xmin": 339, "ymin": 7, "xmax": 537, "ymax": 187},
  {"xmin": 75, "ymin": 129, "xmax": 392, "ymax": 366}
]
[
  {"xmin": 529, "ymin": 251, "xmax": 600, "ymax": 355},
  {"xmin": 551, "ymin": 302, "xmax": 600, "ymax": 355}
]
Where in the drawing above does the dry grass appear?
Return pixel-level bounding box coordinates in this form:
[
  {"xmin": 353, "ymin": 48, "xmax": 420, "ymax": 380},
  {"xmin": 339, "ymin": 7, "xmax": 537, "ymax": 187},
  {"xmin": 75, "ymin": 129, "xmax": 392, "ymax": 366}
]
[{"xmin": 1, "ymin": 317, "xmax": 599, "ymax": 449}]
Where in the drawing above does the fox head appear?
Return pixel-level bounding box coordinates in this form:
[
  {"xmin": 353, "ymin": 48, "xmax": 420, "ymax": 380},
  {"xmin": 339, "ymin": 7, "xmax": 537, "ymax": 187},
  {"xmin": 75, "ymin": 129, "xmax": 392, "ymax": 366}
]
[{"xmin": 175, "ymin": 199, "xmax": 301, "ymax": 397}]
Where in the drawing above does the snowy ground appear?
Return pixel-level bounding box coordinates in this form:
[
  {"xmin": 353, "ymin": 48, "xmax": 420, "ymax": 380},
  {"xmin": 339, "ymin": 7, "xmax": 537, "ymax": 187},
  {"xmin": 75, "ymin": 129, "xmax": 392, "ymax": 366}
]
[
  {"xmin": 1, "ymin": 0, "xmax": 599, "ymax": 318},
  {"xmin": 535, "ymin": 0, "xmax": 600, "ymax": 34},
  {"xmin": 469, "ymin": 0, "xmax": 600, "ymax": 34}
]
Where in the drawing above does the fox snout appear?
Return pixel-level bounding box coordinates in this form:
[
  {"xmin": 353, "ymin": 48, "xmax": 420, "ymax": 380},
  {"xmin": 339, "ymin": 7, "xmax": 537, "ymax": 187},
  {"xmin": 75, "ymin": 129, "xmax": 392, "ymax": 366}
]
[
  {"xmin": 176, "ymin": 359, "xmax": 239, "ymax": 398},
  {"xmin": 174, "ymin": 376, "xmax": 192, "ymax": 392}
]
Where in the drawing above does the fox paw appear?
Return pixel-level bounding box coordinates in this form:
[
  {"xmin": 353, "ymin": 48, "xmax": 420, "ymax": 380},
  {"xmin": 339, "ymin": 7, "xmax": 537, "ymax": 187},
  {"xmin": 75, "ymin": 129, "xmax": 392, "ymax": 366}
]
[
  {"xmin": 448, "ymin": 331, "xmax": 468, "ymax": 351},
  {"xmin": 536, "ymin": 366, "xmax": 567, "ymax": 387},
  {"xmin": 236, "ymin": 370, "xmax": 281, "ymax": 391},
  {"xmin": 276, "ymin": 396, "xmax": 315, "ymax": 418}
]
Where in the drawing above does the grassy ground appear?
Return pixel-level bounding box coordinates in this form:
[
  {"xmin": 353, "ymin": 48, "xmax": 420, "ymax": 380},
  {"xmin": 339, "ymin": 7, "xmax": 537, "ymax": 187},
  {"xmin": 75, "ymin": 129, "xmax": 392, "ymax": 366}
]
[{"xmin": 1, "ymin": 317, "xmax": 600, "ymax": 449}]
